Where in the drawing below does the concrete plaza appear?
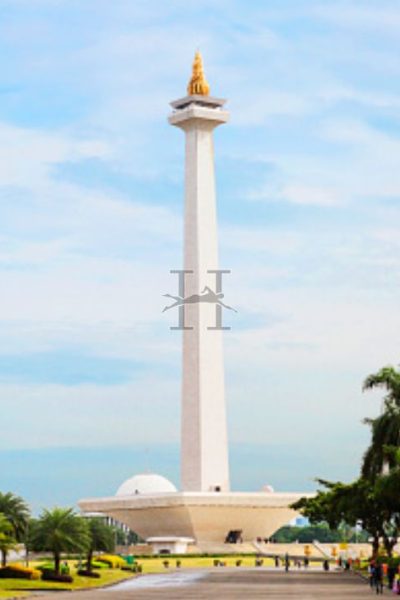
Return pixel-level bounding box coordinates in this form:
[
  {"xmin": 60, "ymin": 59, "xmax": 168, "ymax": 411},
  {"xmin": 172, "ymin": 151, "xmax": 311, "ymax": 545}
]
[{"xmin": 35, "ymin": 569, "xmax": 378, "ymax": 599}]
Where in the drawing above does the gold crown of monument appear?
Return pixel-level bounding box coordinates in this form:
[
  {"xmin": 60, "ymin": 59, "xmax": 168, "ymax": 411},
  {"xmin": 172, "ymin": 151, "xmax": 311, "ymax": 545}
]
[{"xmin": 187, "ymin": 51, "xmax": 210, "ymax": 96}]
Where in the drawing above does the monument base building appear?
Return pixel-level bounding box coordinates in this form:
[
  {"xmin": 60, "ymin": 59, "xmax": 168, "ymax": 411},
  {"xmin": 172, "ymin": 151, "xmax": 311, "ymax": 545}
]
[
  {"xmin": 79, "ymin": 474, "xmax": 309, "ymax": 554},
  {"xmin": 79, "ymin": 55, "xmax": 311, "ymax": 551}
]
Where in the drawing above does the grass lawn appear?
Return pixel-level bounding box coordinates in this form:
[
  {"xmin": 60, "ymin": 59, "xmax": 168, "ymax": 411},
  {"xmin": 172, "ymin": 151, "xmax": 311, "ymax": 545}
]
[
  {"xmin": 137, "ymin": 556, "xmax": 324, "ymax": 573},
  {"xmin": 0, "ymin": 563, "xmax": 135, "ymax": 598},
  {"xmin": 138, "ymin": 555, "xmax": 275, "ymax": 572}
]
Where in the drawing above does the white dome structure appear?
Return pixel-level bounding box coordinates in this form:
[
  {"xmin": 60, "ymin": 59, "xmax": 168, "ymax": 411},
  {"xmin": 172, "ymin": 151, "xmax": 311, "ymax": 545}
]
[
  {"xmin": 261, "ymin": 484, "xmax": 275, "ymax": 493},
  {"xmin": 116, "ymin": 473, "xmax": 177, "ymax": 497}
]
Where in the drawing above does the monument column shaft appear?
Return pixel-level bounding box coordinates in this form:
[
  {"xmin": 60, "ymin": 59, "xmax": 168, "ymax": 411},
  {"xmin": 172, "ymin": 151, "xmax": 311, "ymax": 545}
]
[
  {"xmin": 170, "ymin": 100, "xmax": 230, "ymax": 493},
  {"xmin": 181, "ymin": 118, "xmax": 229, "ymax": 492}
]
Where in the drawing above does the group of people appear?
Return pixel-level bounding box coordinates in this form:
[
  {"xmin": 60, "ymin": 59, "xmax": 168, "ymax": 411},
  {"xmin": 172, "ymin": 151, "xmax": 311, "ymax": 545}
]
[
  {"xmin": 273, "ymin": 554, "xmax": 310, "ymax": 571},
  {"xmin": 368, "ymin": 561, "xmax": 400, "ymax": 595}
]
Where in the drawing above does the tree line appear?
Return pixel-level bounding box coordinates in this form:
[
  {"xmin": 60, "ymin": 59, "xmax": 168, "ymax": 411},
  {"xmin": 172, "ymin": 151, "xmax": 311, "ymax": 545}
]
[
  {"xmin": 292, "ymin": 365, "xmax": 400, "ymax": 558},
  {"xmin": 273, "ymin": 523, "xmax": 369, "ymax": 544},
  {"xmin": 0, "ymin": 497, "xmax": 115, "ymax": 575}
]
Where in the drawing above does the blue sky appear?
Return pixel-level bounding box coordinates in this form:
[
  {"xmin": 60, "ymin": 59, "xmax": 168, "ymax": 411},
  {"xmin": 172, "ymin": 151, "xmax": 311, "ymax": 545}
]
[{"xmin": 1, "ymin": 0, "xmax": 400, "ymax": 510}]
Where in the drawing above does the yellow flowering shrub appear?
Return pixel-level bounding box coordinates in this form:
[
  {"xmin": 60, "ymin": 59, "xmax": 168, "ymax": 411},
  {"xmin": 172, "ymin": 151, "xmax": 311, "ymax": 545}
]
[
  {"xmin": 0, "ymin": 563, "xmax": 41, "ymax": 579},
  {"xmin": 96, "ymin": 554, "xmax": 126, "ymax": 568}
]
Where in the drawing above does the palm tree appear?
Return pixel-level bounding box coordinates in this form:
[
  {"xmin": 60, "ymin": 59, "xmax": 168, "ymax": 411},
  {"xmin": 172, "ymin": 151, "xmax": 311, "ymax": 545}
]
[
  {"xmin": 363, "ymin": 366, "xmax": 400, "ymax": 407},
  {"xmin": 31, "ymin": 508, "xmax": 90, "ymax": 575},
  {"xmin": 0, "ymin": 514, "xmax": 16, "ymax": 567},
  {"xmin": 362, "ymin": 365, "xmax": 400, "ymax": 478},
  {"xmin": 85, "ymin": 518, "xmax": 115, "ymax": 572},
  {"xmin": 0, "ymin": 492, "xmax": 30, "ymax": 566}
]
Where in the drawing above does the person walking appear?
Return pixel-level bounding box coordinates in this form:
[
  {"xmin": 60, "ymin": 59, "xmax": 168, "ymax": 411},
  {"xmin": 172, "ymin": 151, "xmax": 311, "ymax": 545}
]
[
  {"xmin": 284, "ymin": 553, "xmax": 290, "ymax": 572},
  {"xmin": 368, "ymin": 561, "xmax": 375, "ymax": 589},
  {"xmin": 393, "ymin": 573, "xmax": 400, "ymax": 595},
  {"xmin": 388, "ymin": 564, "xmax": 396, "ymax": 592},
  {"xmin": 372, "ymin": 563, "xmax": 384, "ymax": 595}
]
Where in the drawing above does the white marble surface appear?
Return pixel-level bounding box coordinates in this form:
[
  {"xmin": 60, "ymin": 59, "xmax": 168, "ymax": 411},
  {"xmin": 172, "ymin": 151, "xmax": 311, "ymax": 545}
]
[{"xmin": 170, "ymin": 99, "xmax": 230, "ymax": 493}]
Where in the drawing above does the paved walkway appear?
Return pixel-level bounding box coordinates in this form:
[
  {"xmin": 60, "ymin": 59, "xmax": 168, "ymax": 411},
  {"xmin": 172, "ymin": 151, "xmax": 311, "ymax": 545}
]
[{"xmin": 33, "ymin": 569, "xmax": 382, "ymax": 599}]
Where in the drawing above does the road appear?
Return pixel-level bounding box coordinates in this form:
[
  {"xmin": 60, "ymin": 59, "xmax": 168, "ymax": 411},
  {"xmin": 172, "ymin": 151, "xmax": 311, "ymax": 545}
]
[{"xmin": 33, "ymin": 569, "xmax": 381, "ymax": 599}]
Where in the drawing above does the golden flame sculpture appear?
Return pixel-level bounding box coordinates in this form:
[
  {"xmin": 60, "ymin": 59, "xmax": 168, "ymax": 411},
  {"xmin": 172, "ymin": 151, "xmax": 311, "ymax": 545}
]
[{"xmin": 187, "ymin": 51, "xmax": 210, "ymax": 96}]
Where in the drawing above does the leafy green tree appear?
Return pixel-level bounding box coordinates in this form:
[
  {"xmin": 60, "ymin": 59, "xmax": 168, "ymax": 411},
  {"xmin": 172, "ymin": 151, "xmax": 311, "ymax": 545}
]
[
  {"xmin": 273, "ymin": 523, "xmax": 342, "ymax": 543},
  {"xmin": 31, "ymin": 508, "xmax": 90, "ymax": 575},
  {"xmin": 362, "ymin": 366, "xmax": 400, "ymax": 478},
  {"xmin": 292, "ymin": 366, "xmax": 400, "ymax": 559},
  {"xmin": 114, "ymin": 527, "xmax": 142, "ymax": 545},
  {"xmin": 86, "ymin": 518, "xmax": 115, "ymax": 572},
  {"xmin": 274, "ymin": 523, "xmax": 369, "ymax": 544},
  {"xmin": 363, "ymin": 366, "xmax": 400, "ymax": 406},
  {"xmin": 24, "ymin": 517, "xmax": 40, "ymax": 566},
  {"xmin": 0, "ymin": 492, "xmax": 30, "ymax": 566},
  {"xmin": 373, "ymin": 448, "xmax": 400, "ymax": 556},
  {"xmin": 0, "ymin": 514, "xmax": 16, "ymax": 567},
  {"xmin": 114, "ymin": 527, "xmax": 126, "ymax": 546},
  {"xmin": 292, "ymin": 478, "xmax": 393, "ymax": 558},
  {"xmin": 127, "ymin": 529, "xmax": 142, "ymax": 545}
]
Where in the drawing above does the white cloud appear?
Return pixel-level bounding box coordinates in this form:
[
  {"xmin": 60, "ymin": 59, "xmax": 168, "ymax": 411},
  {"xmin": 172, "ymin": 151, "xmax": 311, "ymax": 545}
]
[
  {"xmin": 318, "ymin": 85, "xmax": 400, "ymax": 112},
  {"xmin": 282, "ymin": 184, "xmax": 338, "ymax": 206},
  {"xmin": 0, "ymin": 122, "xmax": 110, "ymax": 189},
  {"xmin": 249, "ymin": 182, "xmax": 340, "ymax": 206},
  {"xmin": 0, "ymin": 0, "xmax": 399, "ymax": 479},
  {"xmin": 314, "ymin": 3, "xmax": 400, "ymax": 32},
  {"xmin": 243, "ymin": 117, "xmax": 400, "ymax": 208},
  {"xmin": 0, "ymin": 119, "xmax": 182, "ymax": 366},
  {"xmin": 221, "ymin": 225, "xmax": 303, "ymax": 254},
  {"xmin": 232, "ymin": 92, "xmax": 312, "ymax": 125},
  {"xmin": 319, "ymin": 119, "xmax": 400, "ymax": 198}
]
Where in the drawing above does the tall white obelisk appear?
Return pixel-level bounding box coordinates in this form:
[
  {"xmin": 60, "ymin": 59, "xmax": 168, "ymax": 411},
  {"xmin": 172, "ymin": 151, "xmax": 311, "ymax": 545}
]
[{"xmin": 169, "ymin": 53, "xmax": 230, "ymax": 492}]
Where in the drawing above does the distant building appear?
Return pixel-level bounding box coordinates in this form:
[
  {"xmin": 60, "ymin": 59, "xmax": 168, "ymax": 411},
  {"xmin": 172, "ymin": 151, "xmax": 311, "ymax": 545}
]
[{"xmin": 289, "ymin": 516, "xmax": 310, "ymax": 527}]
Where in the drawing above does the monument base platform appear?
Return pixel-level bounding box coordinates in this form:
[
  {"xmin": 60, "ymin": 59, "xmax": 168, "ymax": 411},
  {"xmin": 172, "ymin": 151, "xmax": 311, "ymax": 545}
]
[{"xmin": 79, "ymin": 491, "xmax": 311, "ymax": 547}]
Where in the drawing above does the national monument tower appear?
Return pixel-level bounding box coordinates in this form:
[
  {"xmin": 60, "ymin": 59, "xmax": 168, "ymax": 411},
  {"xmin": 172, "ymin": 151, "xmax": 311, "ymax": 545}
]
[
  {"xmin": 169, "ymin": 52, "xmax": 230, "ymax": 493},
  {"xmin": 79, "ymin": 54, "xmax": 310, "ymax": 552}
]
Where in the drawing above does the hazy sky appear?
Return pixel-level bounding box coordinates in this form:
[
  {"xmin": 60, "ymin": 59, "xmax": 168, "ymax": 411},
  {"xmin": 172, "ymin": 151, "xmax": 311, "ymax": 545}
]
[{"xmin": 1, "ymin": 0, "xmax": 399, "ymax": 509}]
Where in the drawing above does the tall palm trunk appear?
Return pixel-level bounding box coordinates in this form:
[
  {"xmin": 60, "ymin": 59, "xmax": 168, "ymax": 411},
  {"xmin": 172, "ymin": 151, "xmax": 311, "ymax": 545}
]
[
  {"xmin": 371, "ymin": 535, "xmax": 380, "ymax": 559},
  {"xmin": 54, "ymin": 552, "xmax": 60, "ymax": 575},
  {"xmin": 383, "ymin": 535, "xmax": 397, "ymax": 558},
  {"xmin": 87, "ymin": 549, "xmax": 93, "ymax": 573}
]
